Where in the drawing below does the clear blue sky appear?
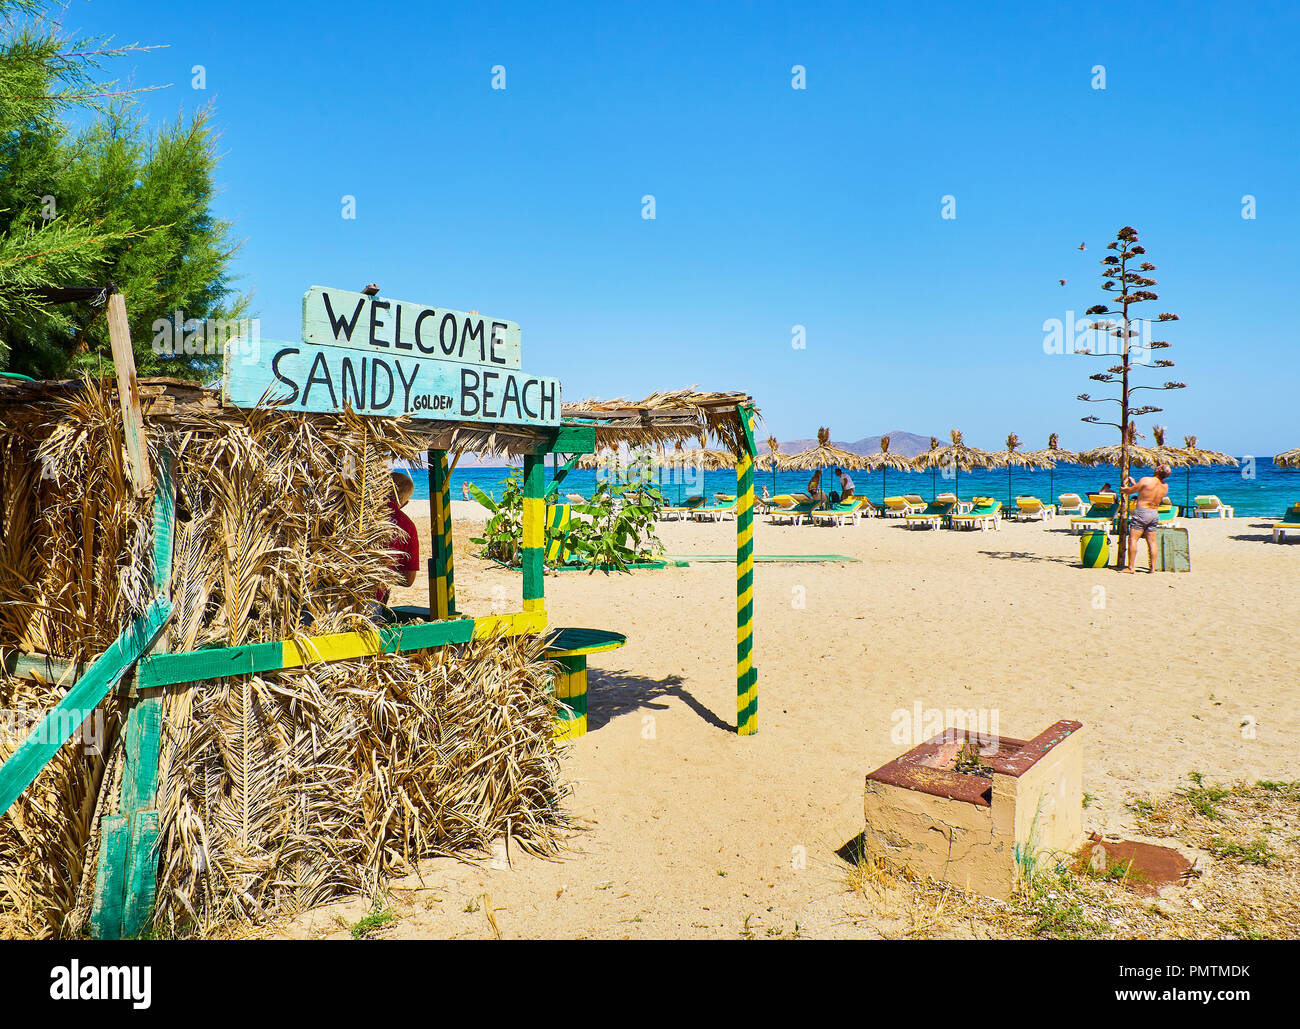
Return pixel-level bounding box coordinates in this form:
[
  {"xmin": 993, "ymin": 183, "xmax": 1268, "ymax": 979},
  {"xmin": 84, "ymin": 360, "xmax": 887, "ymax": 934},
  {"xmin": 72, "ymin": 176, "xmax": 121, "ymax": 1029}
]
[{"xmin": 65, "ymin": 0, "xmax": 1297, "ymax": 453}]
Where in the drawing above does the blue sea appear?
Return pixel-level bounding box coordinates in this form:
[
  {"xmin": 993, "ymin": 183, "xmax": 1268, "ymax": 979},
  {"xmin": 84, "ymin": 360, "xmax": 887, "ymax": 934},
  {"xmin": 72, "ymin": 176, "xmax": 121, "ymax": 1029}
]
[{"xmin": 399, "ymin": 459, "xmax": 1298, "ymax": 518}]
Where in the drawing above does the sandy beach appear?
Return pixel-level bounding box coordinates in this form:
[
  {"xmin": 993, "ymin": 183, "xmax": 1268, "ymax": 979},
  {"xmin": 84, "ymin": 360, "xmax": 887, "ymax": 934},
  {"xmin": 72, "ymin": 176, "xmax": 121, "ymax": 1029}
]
[{"xmin": 281, "ymin": 506, "xmax": 1298, "ymax": 939}]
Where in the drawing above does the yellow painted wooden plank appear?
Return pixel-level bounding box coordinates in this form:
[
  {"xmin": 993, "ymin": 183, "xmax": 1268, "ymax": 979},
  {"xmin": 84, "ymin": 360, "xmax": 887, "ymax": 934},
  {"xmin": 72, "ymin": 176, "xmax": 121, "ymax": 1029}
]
[
  {"xmin": 522, "ymin": 496, "xmax": 545, "ymax": 548},
  {"xmin": 472, "ymin": 610, "xmax": 547, "ymax": 638},
  {"xmin": 283, "ymin": 629, "xmax": 383, "ymax": 667}
]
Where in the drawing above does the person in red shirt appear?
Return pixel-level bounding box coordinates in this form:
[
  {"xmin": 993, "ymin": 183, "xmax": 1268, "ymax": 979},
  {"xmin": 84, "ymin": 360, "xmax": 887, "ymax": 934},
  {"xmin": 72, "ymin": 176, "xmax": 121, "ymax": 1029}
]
[{"xmin": 375, "ymin": 471, "xmax": 420, "ymax": 619}]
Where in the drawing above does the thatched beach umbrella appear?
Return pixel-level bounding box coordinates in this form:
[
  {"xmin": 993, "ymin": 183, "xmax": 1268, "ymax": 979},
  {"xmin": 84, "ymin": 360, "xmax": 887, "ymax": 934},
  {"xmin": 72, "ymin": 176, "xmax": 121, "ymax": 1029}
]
[
  {"xmin": 867, "ymin": 435, "xmax": 913, "ymax": 502},
  {"xmin": 911, "ymin": 429, "xmax": 998, "ymax": 500},
  {"xmin": 657, "ymin": 436, "xmax": 732, "ymax": 501},
  {"xmin": 998, "ymin": 433, "xmax": 1054, "ymax": 507},
  {"xmin": 1078, "ymin": 422, "xmax": 1166, "ymax": 475},
  {"xmin": 914, "ymin": 436, "xmax": 942, "ymax": 500},
  {"xmin": 781, "ymin": 427, "xmax": 870, "ymax": 495},
  {"xmin": 1021, "ymin": 433, "xmax": 1079, "ymax": 508},
  {"xmin": 1176, "ymin": 434, "xmax": 1239, "ymax": 511},
  {"xmin": 1274, "ymin": 448, "xmax": 1300, "ymax": 469},
  {"xmin": 755, "ymin": 434, "xmax": 784, "ymax": 493},
  {"xmin": 1149, "ymin": 425, "xmax": 1194, "ymax": 471}
]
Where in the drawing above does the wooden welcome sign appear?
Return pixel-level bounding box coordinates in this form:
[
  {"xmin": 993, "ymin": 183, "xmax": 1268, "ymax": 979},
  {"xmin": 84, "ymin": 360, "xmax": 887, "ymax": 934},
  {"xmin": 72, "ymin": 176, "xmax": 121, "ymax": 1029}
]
[{"xmin": 223, "ymin": 286, "xmax": 560, "ymax": 425}]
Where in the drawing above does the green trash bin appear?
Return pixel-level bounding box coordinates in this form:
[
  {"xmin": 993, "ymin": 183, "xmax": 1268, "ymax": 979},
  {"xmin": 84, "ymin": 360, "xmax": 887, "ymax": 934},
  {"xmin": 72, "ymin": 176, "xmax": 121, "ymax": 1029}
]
[{"xmin": 1079, "ymin": 530, "xmax": 1109, "ymax": 568}]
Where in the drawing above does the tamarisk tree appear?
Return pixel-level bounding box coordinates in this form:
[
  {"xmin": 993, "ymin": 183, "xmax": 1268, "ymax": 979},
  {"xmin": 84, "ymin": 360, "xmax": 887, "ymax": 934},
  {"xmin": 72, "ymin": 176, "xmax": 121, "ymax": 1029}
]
[{"xmin": 1075, "ymin": 226, "xmax": 1185, "ymax": 568}]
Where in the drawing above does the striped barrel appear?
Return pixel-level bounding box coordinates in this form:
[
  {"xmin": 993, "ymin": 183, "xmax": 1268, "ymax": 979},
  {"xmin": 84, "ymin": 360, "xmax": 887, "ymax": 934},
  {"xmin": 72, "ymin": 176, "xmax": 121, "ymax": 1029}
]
[{"xmin": 1079, "ymin": 530, "xmax": 1109, "ymax": 568}]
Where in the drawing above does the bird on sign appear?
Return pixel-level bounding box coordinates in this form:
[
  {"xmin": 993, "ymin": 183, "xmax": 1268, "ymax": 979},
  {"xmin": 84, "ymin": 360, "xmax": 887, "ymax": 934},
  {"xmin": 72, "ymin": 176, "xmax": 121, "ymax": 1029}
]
[{"xmin": 362, "ymin": 283, "xmax": 380, "ymax": 296}]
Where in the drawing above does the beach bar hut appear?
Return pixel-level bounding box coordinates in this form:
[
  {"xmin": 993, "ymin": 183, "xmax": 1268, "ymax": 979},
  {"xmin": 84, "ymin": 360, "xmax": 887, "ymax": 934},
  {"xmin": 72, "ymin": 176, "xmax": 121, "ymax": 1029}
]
[{"xmin": 0, "ymin": 286, "xmax": 761, "ymax": 939}]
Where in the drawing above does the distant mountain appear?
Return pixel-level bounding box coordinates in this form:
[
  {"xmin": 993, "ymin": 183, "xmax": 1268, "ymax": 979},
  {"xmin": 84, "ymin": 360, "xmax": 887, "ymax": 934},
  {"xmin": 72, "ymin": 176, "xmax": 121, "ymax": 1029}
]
[{"xmin": 774, "ymin": 431, "xmax": 934, "ymax": 458}]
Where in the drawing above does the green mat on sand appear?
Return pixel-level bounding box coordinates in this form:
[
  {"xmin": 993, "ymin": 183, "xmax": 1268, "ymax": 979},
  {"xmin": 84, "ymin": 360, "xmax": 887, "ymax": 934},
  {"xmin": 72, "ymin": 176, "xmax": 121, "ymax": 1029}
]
[{"xmin": 662, "ymin": 554, "xmax": 860, "ymax": 564}]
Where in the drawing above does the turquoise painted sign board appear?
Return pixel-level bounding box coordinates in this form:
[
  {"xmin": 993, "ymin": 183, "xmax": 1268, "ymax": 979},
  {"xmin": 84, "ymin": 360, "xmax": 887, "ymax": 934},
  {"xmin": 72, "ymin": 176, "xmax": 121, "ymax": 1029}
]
[
  {"xmin": 223, "ymin": 340, "xmax": 561, "ymax": 425},
  {"xmin": 301, "ymin": 286, "xmax": 522, "ymax": 370}
]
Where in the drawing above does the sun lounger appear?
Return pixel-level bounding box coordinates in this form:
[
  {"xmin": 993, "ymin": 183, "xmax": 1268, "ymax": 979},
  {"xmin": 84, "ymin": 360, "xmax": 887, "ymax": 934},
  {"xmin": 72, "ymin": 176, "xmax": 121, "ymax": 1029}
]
[
  {"xmin": 903, "ymin": 498, "xmax": 956, "ymax": 530},
  {"xmin": 659, "ymin": 495, "xmax": 705, "ymax": 520},
  {"xmin": 949, "ymin": 498, "xmax": 1001, "ymax": 531},
  {"xmin": 883, "ymin": 496, "xmax": 924, "ymax": 517},
  {"xmin": 1057, "ymin": 493, "xmax": 1086, "ymax": 516},
  {"xmin": 810, "ymin": 496, "xmax": 874, "ymax": 526},
  {"xmin": 1012, "ymin": 496, "xmax": 1054, "ymax": 521},
  {"xmin": 1070, "ymin": 494, "xmax": 1117, "ymax": 534},
  {"xmin": 691, "ymin": 498, "xmax": 737, "ymax": 522},
  {"xmin": 1273, "ymin": 502, "xmax": 1300, "ymax": 543},
  {"xmin": 1193, "ymin": 495, "xmax": 1234, "ymax": 518},
  {"xmin": 767, "ymin": 493, "xmax": 818, "ymax": 525}
]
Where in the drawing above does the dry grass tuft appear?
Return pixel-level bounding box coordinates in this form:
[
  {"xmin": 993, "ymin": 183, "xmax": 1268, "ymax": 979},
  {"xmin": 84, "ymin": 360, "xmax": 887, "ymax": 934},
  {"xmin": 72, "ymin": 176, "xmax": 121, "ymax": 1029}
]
[
  {"xmin": 846, "ymin": 777, "xmax": 1300, "ymax": 940},
  {"xmin": 2, "ymin": 377, "xmax": 568, "ymax": 938}
]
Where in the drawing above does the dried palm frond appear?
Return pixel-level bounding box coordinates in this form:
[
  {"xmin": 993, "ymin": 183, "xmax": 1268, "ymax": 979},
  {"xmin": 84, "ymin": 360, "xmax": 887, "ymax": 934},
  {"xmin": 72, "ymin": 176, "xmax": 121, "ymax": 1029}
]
[
  {"xmin": 911, "ymin": 429, "xmax": 998, "ymax": 473},
  {"xmin": 1179, "ymin": 435, "xmax": 1239, "ymax": 468},
  {"xmin": 1, "ymin": 376, "xmax": 568, "ymax": 938},
  {"xmin": 866, "ymin": 434, "xmax": 914, "ymax": 473}
]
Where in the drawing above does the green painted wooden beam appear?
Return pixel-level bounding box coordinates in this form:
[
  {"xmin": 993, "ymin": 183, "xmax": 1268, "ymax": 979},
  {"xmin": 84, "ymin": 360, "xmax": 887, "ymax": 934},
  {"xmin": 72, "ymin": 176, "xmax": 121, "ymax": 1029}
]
[
  {"xmin": 1, "ymin": 651, "xmax": 82, "ymax": 682},
  {"xmin": 526, "ymin": 424, "xmax": 596, "ymax": 455},
  {"xmin": 0, "ymin": 595, "xmax": 172, "ymax": 817},
  {"xmin": 134, "ymin": 616, "xmax": 479, "ymax": 690},
  {"xmin": 90, "ymin": 816, "xmax": 129, "ymax": 939}
]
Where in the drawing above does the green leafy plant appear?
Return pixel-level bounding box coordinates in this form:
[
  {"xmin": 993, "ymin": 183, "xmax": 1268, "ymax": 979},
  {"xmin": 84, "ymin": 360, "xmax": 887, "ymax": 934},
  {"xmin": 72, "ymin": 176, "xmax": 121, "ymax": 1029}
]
[
  {"xmin": 349, "ymin": 904, "xmax": 397, "ymax": 940},
  {"xmin": 468, "ymin": 471, "xmax": 524, "ymax": 565},
  {"xmin": 469, "ymin": 469, "xmax": 665, "ymax": 572},
  {"xmin": 563, "ymin": 479, "xmax": 665, "ymax": 569}
]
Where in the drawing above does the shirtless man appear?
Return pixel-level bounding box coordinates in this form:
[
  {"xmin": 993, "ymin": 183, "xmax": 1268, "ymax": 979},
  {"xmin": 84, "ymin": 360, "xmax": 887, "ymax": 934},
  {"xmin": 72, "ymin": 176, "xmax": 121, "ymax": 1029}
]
[{"xmin": 1120, "ymin": 465, "xmax": 1170, "ymax": 573}]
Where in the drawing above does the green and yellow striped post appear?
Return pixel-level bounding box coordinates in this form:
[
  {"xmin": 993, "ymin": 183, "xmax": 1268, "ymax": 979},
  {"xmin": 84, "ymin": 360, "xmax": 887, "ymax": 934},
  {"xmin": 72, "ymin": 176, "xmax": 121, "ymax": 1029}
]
[
  {"xmin": 735, "ymin": 405, "xmax": 758, "ymax": 735},
  {"xmin": 521, "ymin": 454, "xmax": 546, "ymax": 616},
  {"xmin": 428, "ymin": 450, "xmax": 456, "ymax": 618}
]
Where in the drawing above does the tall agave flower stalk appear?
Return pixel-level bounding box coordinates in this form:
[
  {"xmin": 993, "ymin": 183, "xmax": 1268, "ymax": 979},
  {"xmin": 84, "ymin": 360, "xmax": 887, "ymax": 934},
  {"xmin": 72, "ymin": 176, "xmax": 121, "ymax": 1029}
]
[{"xmin": 1076, "ymin": 226, "xmax": 1185, "ymax": 568}]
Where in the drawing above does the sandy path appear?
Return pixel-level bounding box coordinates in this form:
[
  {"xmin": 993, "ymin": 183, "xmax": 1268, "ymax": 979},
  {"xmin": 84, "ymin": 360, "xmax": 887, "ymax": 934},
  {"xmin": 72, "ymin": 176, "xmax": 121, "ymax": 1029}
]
[{"xmin": 283, "ymin": 508, "xmax": 1298, "ymax": 939}]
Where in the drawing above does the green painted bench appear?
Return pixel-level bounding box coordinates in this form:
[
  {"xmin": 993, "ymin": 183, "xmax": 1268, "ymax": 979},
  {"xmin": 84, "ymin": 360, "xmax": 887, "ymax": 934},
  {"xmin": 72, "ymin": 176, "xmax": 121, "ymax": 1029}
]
[{"xmin": 545, "ymin": 627, "xmax": 627, "ymax": 739}]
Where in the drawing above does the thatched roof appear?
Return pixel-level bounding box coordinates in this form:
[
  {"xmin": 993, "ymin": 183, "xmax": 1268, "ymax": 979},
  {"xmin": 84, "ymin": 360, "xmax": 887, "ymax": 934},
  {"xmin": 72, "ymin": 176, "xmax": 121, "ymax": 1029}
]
[
  {"xmin": 561, "ymin": 388, "xmax": 756, "ymax": 456},
  {"xmin": 1022, "ymin": 432, "xmax": 1079, "ymax": 468},
  {"xmin": 781, "ymin": 427, "xmax": 871, "ymax": 472},
  {"xmin": 911, "ymin": 429, "xmax": 998, "ymax": 472},
  {"xmin": 1079, "ymin": 422, "xmax": 1178, "ymax": 470},
  {"xmin": 1177, "ymin": 435, "xmax": 1238, "ymax": 468},
  {"xmin": 867, "ymin": 435, "xmax": 913, "ymax": 473},
  {"xmin": 1274, "ymin": 447, "xmax": 1300, "ymax": 469},
  {"xmin": 0, "ymin": 378, "xmax": 759, "ymax": 460}
]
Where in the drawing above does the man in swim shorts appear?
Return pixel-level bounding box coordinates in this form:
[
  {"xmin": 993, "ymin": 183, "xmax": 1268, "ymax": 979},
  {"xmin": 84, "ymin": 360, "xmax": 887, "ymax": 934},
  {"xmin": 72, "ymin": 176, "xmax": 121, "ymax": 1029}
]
[{"xmin": 1120, "ymin": 464, "xmax": 1170, "ymax": 573}]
